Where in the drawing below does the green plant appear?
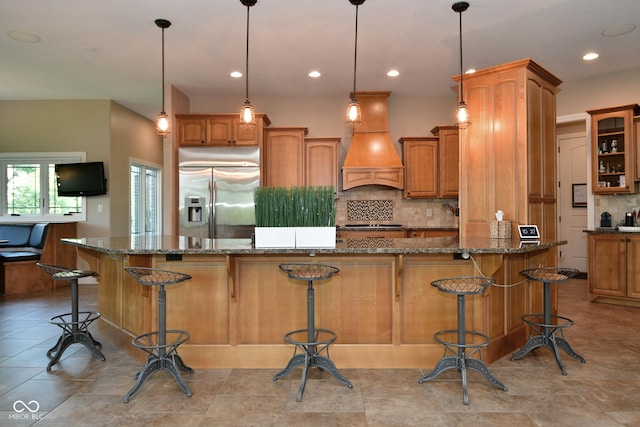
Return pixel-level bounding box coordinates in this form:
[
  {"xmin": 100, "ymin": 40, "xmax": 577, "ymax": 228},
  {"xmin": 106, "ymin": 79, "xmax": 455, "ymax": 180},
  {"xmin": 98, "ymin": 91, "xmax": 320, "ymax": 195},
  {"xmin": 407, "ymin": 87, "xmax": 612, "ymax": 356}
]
[{"xmin": 254, "ymin": 186, "xmax": 335, "ymax": 227}]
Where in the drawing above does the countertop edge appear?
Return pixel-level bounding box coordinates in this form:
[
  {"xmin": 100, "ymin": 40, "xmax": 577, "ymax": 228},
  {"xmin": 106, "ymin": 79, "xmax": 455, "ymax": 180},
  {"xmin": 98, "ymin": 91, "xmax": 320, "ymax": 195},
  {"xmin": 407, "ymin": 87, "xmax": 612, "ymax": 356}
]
[{"xmin": 62, "ymin": 236, "xmax": 565, "ymax": 256}]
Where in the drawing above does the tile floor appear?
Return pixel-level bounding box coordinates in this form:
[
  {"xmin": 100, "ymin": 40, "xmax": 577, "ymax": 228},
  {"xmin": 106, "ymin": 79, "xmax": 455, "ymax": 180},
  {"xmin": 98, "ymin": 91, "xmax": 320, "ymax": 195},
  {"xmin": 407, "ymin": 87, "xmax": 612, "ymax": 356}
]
[{"xmin": 1, "ymin": 278, "xmax": 640, "ymax": 426}]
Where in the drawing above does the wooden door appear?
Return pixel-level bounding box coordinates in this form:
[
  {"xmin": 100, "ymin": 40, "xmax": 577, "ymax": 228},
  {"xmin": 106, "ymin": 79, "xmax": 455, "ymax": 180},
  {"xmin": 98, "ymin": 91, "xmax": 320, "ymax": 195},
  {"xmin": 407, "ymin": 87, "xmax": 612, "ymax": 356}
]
[
  {"xmin": 588, "ymin": 234, "xmax": 625, "ymax": 298},
  {"xmin": 626, "ymin": 236, "xmax": 640, "ymax": 299},
  {"xmin": 401, "ymin": 137, "xmax": 438, "ymax": 198},
  {"xmin": 207, "ymin": 117, "xmax": 235, "ymax": 145},
  {"xmin": 305, "ymin": 137, "xmax": 338, "ymax": 191},
  {"xmin": 178, "ymin": 118, "xmax": 207, "ymax": 146},
  {"xmin": 263, "ymin": 128, "xmax": 308, "ymax": 187}
]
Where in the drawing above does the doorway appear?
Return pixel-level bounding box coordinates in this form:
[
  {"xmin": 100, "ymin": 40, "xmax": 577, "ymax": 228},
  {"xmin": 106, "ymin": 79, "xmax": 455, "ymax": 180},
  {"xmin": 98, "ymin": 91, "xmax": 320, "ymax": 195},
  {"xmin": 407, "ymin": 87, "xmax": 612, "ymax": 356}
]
[{"xmin": 557, "ymin": 121, "xmax": 588, "ymax": 273}]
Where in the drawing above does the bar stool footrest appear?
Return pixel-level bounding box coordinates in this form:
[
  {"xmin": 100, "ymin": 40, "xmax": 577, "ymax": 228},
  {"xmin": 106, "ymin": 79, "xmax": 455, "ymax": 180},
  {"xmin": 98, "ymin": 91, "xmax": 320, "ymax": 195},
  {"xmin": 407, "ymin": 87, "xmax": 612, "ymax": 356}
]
[
  {"xmin": 132, "ymin": 330, "xmax": 191, "ymax": 358},
  {"xmin": 46, "ymin": 311, "xmax": 104, "ymax": 371},
  {"xmin": 274, "ymin": 328, "xmax": 352, "ymax": 402}
]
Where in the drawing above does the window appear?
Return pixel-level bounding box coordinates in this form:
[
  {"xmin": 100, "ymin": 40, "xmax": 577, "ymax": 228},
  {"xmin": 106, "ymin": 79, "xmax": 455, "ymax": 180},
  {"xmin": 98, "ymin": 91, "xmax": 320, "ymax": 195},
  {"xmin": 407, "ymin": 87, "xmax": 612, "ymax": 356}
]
[
  {"xmin": 130, "ymin": 161, "xmax": 162, "ymax": 235},
  {"xmin": 0, "ymin": 152, "xmax": 86, "ymax": 222}
]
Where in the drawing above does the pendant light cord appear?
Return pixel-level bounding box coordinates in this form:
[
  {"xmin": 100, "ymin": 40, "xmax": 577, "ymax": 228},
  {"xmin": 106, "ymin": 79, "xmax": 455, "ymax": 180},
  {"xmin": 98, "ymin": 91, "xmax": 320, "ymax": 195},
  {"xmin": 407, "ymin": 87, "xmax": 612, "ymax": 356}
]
[
  {"xmin": 245, "ymin": 5, "xmax": 250, "ymax": 102},
  {"xmin": 352, "ymin": 4, "xmax": 359, "ymax": 97},
  {"xmin": 161, "ymin": 26, "xmax": 166, "ymax": 112},
  {"xmin": 458, "ymin": 8, "xmax": 464, "ymax": 102}
]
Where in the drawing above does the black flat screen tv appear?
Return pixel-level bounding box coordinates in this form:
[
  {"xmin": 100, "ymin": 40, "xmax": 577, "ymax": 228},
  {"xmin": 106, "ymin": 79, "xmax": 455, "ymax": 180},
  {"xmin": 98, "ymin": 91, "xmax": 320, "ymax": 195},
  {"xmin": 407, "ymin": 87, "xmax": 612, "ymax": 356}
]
[{"xmin": 55, "ymin": 162, "xmax": 108, "ymax": 196}]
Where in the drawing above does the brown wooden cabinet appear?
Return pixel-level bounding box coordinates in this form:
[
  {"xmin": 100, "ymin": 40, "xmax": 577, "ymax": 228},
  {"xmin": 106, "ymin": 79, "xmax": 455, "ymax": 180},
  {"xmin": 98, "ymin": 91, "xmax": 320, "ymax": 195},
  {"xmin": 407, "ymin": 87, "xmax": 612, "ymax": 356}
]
[
  {"xmin": 635, "ymin": 115, "xmax": 640, "ymax": 181},
  {"xmin": 458, "ymin": 59, "xmax": 560, "ymax": 243},
  {"xmin": 176, "ymin": 113, "xmax": 270, "ymax": 146},
  {"xmin": 431, "ymin": 125, "xmax": 459, "ymax": 198},
  {"xmin": 587, "ymin": 104, "xmax": 639, "ymax": 194},
  {"xmin": 400, "ymin": 137, "xmax": 438, "ymax": 198},
  {"xmin": 305, "ymin": 137, "xmax": 339, "ymax": 192},
  {"xmin": 262, "ymin": 129, "xmax": 338, "ymax": 192},
  {"xmin": 262, "ymin": 127, "xmax": 308, "ymax": 187},
  {"xmin": 588, "ymin": 233, "xmax": 640, "ymax": 302}
]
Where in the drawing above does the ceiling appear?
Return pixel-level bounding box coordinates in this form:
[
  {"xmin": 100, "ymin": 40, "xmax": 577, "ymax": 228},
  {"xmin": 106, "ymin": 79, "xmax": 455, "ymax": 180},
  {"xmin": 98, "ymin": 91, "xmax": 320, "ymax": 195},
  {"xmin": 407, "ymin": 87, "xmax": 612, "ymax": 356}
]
[{"xmin": 1, "ymin": 0, "xmax": 639, "ymax": 121}]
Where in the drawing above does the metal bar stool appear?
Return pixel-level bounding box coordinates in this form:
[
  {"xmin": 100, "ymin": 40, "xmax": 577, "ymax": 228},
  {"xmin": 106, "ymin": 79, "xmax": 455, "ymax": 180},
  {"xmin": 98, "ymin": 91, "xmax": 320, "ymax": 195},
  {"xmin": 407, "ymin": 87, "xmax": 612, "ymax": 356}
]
[
  {"xmin": 419, "ymin": 276, "xmax": 507, "ymax": 405},
  {"xmin": 123, "ymin": 267, "xmax": 194, "ymax": 403},
  {"xmin": 511, "ymin": 267, "xmax": 585, "ymax": 375},
  {"xmin": 273, "ymin": 263, "xmax": 352, "ymax": 402},
  {"xmin": 37, "ymin": 263, "xmax": 105, "ymax": 371}
]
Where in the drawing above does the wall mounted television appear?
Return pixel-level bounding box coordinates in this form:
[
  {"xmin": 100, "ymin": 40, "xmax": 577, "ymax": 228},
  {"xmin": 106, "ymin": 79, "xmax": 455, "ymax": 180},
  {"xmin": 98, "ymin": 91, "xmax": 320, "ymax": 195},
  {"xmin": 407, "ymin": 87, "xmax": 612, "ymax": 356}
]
[{"xmin": 55, "ymin": 161, "xmax": 108, "ymax": 196}]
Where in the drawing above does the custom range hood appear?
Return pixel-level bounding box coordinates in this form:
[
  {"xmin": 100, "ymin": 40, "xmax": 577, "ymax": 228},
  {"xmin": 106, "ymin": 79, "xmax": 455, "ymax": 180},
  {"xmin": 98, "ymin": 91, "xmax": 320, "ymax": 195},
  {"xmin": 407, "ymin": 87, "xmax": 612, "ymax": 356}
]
[{"xmin": 342, "ymin": 91, "xmax": 404, "ymax": 190}]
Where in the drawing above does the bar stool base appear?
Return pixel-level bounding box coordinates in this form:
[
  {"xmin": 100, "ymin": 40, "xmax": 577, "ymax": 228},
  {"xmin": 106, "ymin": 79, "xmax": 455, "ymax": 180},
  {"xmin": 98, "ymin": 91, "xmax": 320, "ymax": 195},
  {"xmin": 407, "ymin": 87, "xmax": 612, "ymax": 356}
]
[
  {"xmin": 123, "ymin": 330, "xmax": 194, "ymax": 403},
  {"xmin": 123, "ymin": 353, "xmax": 193, "ymax": 403},
  {"xmin": 46, "ymin": 311, "xmax": 104, "ymax": 371},
  {"xmin": 511, "ymin": 314, "xmax": 586, "ymax": 375},
  {"xmin": 273, "ymin": 328, "xmax": 352, "ymax": 402},
  {"xmin": 419, "ymin": 329, "xmax": 507, "ymax": 405}
]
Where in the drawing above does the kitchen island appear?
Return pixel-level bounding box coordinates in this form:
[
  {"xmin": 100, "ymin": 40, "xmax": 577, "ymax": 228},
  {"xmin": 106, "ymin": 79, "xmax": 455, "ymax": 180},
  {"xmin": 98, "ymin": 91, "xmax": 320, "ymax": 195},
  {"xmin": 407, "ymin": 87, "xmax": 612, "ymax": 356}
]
[{"xmin": 64, "ymin": 235, "xmax": 564, "ymax": 369}]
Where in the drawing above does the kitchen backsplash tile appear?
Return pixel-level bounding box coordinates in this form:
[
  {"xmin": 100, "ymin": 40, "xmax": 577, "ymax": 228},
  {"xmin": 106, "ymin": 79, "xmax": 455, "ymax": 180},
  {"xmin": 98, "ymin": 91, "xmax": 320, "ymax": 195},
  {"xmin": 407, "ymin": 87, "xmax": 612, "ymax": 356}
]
[
  {"xmin": 347, "ymin": 200, "xmax": 393, "ymax": 221},
  {"xmin": 595, "ymin": 193, "xmax": 640, "ymax": 227},
  {"xmin": 336, "ymin": 188, "xmax": 458, "ymax": 228}
]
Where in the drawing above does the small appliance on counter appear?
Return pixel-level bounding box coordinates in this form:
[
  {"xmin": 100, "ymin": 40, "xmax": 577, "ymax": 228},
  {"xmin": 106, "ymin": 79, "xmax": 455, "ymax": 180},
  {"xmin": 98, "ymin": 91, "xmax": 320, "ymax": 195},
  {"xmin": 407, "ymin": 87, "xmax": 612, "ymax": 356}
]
[{"xmin": 600, "ymin": 211, "xmax": 612, "ymax": 228}]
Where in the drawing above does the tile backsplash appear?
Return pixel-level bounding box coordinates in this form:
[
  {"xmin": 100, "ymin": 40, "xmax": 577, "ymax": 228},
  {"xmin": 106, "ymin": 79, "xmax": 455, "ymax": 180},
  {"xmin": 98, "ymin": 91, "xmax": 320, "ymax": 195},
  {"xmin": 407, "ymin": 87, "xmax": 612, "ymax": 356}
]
[
  {"xmin": 595, "ymin": 193, "xmax": 640, "ymax": 226},
  {"xmin": 336, "ymin": 188, "xmax": 458, "ymax": 228}
]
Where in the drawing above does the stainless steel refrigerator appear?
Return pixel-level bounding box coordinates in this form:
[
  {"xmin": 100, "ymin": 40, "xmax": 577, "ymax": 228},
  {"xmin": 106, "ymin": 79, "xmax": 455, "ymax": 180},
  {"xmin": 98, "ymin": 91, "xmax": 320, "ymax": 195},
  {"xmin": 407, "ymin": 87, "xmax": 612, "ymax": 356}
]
[{"xmin": 178, "ymin": 146, "xmax": 260, "ymax": 239}]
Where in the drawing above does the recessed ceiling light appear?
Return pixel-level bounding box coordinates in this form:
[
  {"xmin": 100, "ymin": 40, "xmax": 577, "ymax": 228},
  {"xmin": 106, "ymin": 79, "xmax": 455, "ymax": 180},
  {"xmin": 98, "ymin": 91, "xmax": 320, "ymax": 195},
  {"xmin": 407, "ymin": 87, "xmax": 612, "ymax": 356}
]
[
  {"xmin": 230, "ymin": 71, "xmax": 243, "ymax": 78},
  {"xmin": 7, "ymin": 30, "xmax": 41, "ymax": 43},
  {"xmin": 583, "ymin": 52, "xmax": 599, "ymax": 61},
  {"xmin": 386, "ymin": 69, "xmax": 400, "ymax": 77},
  {"xmin": 308, "ymin": 70, "xmax": 321, "ymax": 78},
  {"xmin": 465, "ymin": 68, "xmax": 476, "ymax": 74},
  {"xmin": 601, "ymin": 24, "xmax": 636, "ymax": 37}
]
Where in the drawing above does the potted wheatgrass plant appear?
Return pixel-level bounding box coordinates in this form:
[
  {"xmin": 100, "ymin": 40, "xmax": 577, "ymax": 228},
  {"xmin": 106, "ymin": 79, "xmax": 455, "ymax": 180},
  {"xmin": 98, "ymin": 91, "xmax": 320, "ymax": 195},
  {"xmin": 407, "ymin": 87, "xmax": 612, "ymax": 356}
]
[{"xmin": 254, "ymin": 186, "xmax": 336, "ymax": 248}]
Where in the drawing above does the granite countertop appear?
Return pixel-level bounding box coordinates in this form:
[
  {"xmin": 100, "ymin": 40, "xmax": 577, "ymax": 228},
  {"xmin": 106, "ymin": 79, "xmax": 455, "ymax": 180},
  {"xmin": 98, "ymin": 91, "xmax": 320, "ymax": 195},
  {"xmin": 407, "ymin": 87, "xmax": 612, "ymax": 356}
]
[
  {"xmin": 584, "ymin": 227, "xmax": 640, "ymax": 234},
  {"xmin": 62, "ymin": 235, "xmax": 564, "ymax": 256}
]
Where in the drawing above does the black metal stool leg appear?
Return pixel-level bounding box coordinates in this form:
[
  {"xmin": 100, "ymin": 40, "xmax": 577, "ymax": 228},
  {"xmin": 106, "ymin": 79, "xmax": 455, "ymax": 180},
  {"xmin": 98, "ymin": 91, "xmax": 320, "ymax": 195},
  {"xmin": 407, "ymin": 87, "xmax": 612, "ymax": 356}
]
[
  {"xmin": 273, "ymin": 265, "xmax": 352, "ymax": 402},
  {"xmin": 419, "ymin": 277, "xmax": 507, "ymax": 405}
]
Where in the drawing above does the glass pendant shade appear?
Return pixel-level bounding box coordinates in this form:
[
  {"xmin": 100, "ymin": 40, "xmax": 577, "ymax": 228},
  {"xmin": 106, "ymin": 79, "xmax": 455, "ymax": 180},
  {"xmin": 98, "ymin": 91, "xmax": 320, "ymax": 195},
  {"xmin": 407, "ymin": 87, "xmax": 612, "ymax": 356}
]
[
  {"xmin": 156, "ymin": 112, "xmax": 170, "ymax": 136},
  {"xmin": 239, "ymin": 101, "xmax": 256, "ymax": 128},
  {"xmin": 456, "ymin": 101, "xmax": 470, "ymax": 129},
  {"xmin": 345, "ymin": 99, "xmax": 362, "ymax": 127}
]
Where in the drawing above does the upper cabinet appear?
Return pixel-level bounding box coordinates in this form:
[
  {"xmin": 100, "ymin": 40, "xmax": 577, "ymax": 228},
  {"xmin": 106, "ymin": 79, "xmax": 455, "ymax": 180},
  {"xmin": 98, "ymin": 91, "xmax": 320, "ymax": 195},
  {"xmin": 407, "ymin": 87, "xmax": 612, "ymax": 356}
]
[
  {"xmin": 262, "ymin": 127, "xmax": 309, "ymax": 187},
  {"xmin": 431, "ymin": 125, "xmax": 459, "ymax": 198},
  {"xmin": 635, "ymin": 115, "xmax": 640, "ymax": 181},
  {"xmin": 262, "ymin": 129, "xmax": 339, "ymax": 193},
  {"xmin": 587, "ymin": 104, "xmax": 639, "ymax": 194},
  {"xmin": 400, "ymin": 127, "xmax": 459, "ymax": 199},
  {"xmin": 305, "ymin": 137, "xmax": 339, "ymax": 193},
  {"xmin": 400, "ymin": 137, "xmax": 438, "ymax": 198},
  {"xmin": 176, "ymin": 113, "xmax": 270, "ymax": 146}
]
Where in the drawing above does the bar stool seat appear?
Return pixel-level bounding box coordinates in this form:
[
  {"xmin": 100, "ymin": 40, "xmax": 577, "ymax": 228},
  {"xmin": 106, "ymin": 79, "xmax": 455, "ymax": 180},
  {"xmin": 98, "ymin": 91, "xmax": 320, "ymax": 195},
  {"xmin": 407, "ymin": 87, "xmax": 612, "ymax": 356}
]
[
  {"xmin": 419, "ymin": 276, "xmax": 507, "ymax": 405},
  {"xmin": 511, "ymin": 267, "xmax": 585, "ymax": 375},
  {"xmin": 37, "ymin": 263, "xmax": 105, "ymax": 371},
  {"xmin": 123, "ymin": 267, "xmax": 194, "ymax": 403},
  {"xmin": 273, "ymin": 263, "xmax": 352, "ymax": 402}
]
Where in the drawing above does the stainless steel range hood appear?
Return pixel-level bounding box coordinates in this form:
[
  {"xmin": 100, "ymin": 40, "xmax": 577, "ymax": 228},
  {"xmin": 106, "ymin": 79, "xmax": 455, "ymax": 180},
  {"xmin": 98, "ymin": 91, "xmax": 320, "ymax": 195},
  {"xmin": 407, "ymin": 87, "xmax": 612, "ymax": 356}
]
[{"xmin": 342, "ymin": 91, "xmax": 404, "ymax": 190}]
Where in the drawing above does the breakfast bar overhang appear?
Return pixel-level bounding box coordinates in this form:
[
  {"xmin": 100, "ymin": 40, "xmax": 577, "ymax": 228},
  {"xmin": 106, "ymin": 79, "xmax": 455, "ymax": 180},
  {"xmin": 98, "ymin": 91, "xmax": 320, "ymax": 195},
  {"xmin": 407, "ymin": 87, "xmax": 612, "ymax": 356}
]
[{"xmin": 63, "ymin": 235, "xmax": 565, "ymax": 369}]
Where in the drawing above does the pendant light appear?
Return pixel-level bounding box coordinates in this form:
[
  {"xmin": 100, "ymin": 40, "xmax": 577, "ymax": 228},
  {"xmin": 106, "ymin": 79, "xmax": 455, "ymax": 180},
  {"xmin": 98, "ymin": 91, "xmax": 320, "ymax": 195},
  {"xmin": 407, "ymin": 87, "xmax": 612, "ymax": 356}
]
[
  {"xmin": 452, "ymin": 2, "xmax": 470, "ymax": 129},
  {"xmin": 154, "ymin": 19, "xmax": 171, "ymax": 137},
  {"xmin": 239, "ymin": 0, "xmax": 257, "ymax": 129},
  {"xmin": 346, "ymin": 0, "xmax": 365, "ymax": 128}
]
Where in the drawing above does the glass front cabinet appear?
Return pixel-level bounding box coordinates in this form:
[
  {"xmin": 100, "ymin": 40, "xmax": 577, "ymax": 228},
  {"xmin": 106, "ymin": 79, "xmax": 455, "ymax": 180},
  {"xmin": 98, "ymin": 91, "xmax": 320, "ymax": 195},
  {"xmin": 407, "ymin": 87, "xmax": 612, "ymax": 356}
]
[{"xmin": 588, "ymin": 104, "xmax": 640, "ymax": 195}]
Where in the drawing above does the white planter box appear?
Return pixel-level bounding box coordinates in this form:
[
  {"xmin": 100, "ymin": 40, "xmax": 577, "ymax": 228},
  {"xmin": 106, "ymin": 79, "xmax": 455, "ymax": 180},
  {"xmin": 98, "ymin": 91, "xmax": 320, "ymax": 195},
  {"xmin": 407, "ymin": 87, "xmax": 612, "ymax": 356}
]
[
  {"xmin": 254, "ymin": 227, "xmax": 296, "ymax": 248},
  {"xmin": 295, "ymin": 227, "xmax": 336, "ymax": 248}
]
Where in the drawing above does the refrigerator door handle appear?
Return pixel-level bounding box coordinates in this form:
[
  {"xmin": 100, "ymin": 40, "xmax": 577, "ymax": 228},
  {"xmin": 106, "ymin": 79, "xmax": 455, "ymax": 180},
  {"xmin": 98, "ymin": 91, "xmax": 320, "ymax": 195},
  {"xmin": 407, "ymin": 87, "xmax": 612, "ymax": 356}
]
[{"xmin": 210, "ymin": 180, "xmax": 216, "ymax": 238}]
